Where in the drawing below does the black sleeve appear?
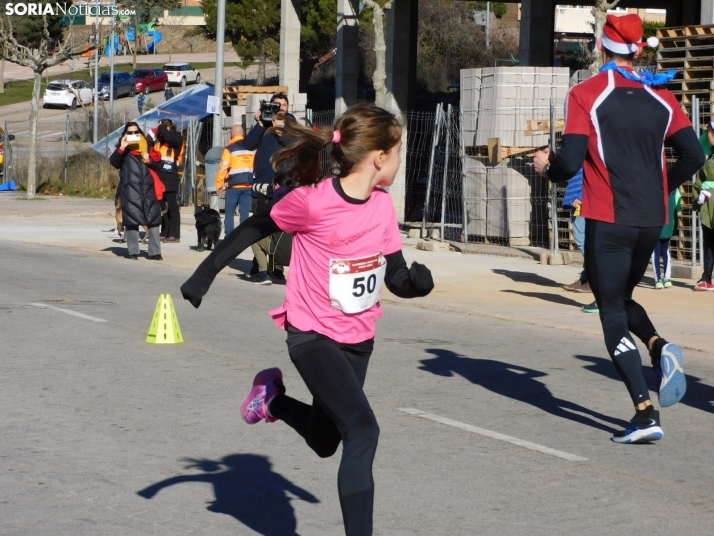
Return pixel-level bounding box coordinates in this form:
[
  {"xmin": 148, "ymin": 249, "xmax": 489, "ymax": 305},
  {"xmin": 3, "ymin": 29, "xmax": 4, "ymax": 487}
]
[
  {"xmin": 545, "ymin": 134, "xmax": 589, "ymax": 183},
  {"xmin": 158, "ymin": 124, "xmax": 183, "ymax": 151},
  {"xmin": 666, "ymin": 127, "xmax": 707, "ymax": 193},
  {"xmin": 180, "ymin": 200, "xmax": 282, "ymax": 308},
  {"xmin": 243, "ymin": 123, "xmax": 265, "ymax": 150},
  {"xmin": 109, "ymin": 148, "xmax": 125, "ymax": 169},
  {"xmin": 145, "ymin": 157, "xmax": 163, "ymax": 173},
  {"xmin": 383, "ymin": 250, "xmax": 434, "ymax": 299}
]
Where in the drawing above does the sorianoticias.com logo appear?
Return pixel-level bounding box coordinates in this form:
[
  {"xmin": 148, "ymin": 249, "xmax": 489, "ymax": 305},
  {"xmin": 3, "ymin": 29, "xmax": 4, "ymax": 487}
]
[{"xmin": 4, "ymin": 3, "xmax": 136, "ymax": 16}]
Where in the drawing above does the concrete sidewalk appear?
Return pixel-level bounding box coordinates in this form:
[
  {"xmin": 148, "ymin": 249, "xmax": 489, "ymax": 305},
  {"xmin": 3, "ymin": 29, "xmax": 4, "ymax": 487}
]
[{"xmin": 1, "ymin": 191, "xmax": 711, "ymax": 356}]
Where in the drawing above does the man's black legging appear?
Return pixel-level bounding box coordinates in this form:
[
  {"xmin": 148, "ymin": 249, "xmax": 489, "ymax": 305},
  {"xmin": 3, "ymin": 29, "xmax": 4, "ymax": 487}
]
[
  {"xmin": 269, "ymin": 327, "xmax": 378, "ymax": 536},
  {"xmin": 585, "ymin": 219, "xmax": 661, "ymax": 406}
]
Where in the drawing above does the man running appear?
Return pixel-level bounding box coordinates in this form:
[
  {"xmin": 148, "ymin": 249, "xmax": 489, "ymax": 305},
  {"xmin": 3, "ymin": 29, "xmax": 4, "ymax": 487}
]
[{"xmin": 534, "ymin": 14, "xmax": 705, "ymax": 444}]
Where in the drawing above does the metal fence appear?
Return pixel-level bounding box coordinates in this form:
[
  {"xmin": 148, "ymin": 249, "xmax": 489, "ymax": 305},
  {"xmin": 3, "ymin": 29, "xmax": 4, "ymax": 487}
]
[
  {"xmin": 414, "ymin": 96, "xmax": 711, "ymax": 267},
  {"xmin": 418, "ymin": 100, "xmax": 565, "ymax": 249}
]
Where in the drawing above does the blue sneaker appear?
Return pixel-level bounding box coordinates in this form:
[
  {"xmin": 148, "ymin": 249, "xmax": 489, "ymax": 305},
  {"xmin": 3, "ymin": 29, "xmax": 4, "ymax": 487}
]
[
  {"xmin": 658, "ymin": 343, "xmax": 686, "ymax": 407},
  {"xmin": 611, "ymin": 409, "xmax": 663, "ymax": 444}
]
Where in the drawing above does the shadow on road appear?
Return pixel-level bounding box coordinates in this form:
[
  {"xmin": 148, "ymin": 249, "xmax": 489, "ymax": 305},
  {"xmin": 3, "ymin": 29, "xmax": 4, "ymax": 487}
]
[
  {"xmin": 418, "ymin": 348, "xmax": 629, "ymax": 433},
  {"xmin": 137, "ymin": 453, "xmax": 319, "ymax": 536},
  {"xmin": 228, "ymin": 258, "xmax": 254, "ymax": 274},
  {"xmin": 501, "ymin": 289, "xmax": 587, "ymax": 308},
  {"xmin": 491, "ymin": 269, "xmax": 563, "ymax": 288},
  {"xmin": 575, "ymin": 354, "xmax": 714, "ymax": 415}
]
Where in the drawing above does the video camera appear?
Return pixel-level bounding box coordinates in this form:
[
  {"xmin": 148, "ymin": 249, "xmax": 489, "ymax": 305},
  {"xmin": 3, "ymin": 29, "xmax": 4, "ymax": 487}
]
[{"xmin": 259, "ymin": 100, "xmax": 282, "ymax": 124}]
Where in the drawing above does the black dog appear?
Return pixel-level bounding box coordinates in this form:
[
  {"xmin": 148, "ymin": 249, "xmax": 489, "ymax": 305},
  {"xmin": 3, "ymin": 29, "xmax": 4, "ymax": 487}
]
[{"xmin": 194, "ymin": 205, "xmax": 221, "ymax": 252}]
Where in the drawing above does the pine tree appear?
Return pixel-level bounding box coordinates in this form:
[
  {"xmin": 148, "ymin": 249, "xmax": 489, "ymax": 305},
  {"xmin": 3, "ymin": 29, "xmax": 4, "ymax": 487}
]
[{"xmin": 204, "ymin": 0, "xmax": 281, "ymax": 86}]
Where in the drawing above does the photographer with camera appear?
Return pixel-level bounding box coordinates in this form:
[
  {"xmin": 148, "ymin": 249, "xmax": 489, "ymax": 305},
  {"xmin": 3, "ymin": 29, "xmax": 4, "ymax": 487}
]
[{"xmin": 243, "ymin": 92, "xmax": 294, "ymax": 284}]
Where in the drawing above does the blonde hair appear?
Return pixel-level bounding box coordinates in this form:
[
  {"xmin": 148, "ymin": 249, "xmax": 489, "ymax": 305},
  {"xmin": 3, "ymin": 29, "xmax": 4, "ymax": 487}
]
[{"xmin": 271, "ymin": 104, "xmax": 402, "ymax": 187}]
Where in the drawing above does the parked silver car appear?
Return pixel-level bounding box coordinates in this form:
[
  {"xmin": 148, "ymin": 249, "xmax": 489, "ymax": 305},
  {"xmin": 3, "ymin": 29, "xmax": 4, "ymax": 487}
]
[{"xmin": 97, "ymin": 71, "xmax": 136, "ymax": 100}]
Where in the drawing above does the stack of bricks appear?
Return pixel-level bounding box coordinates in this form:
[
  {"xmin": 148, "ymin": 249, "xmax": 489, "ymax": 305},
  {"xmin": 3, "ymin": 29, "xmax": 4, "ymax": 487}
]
[
  {"xmin": 460, "ymin": 66, "xmax": 570, "ymax": 149},
  {"xmin": 459, "ymin": 66, "xmax": 569, "ymax": 246}
]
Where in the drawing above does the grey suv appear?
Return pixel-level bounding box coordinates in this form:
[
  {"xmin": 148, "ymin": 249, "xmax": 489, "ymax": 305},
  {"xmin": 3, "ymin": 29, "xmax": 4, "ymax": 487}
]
[{"xmin": 97, "ymin": 71, "xmax": 136, "ymax": 100}]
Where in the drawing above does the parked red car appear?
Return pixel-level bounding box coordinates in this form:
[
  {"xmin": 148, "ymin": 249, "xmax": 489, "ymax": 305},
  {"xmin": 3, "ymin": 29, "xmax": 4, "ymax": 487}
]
[{"xmin": 131, "ymin": 68, "xmax": 169, "ymax": 94}]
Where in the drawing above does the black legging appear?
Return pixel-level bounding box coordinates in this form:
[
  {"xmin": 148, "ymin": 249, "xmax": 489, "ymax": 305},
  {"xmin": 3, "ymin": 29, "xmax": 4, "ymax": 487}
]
[
  {"xmin": 585, "ymin": 219, "xmax": 661, "ymax": 406},
  {"xmin": 270, "ymin": 327, "xmax": 378, "ymax": 536},
  {"xmin": 161, "ymin": 192, "xmax": 180, "ymax": 239}
]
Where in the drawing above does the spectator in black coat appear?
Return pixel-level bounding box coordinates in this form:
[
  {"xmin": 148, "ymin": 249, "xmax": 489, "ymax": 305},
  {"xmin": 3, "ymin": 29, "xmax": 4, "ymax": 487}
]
[
  {"xmin": 147, "ymin": 119, "xmax": 184, "ymax": 243},
  {"xmin": 109, "ymin": 122, "xmax": 163, "ymax": 260}
]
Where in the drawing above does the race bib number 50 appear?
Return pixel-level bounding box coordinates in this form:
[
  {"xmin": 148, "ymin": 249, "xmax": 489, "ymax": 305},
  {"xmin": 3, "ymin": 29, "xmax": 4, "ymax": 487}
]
[{"xmin": 329, "ymin": 252, "xmax": 387, "ymax": 314}]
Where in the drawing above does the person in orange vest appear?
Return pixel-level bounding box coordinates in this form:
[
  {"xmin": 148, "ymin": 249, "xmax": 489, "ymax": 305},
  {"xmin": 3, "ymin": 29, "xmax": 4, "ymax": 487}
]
[
  {"xmin": 147, "ymin": 119, "xmax": 184, "ymax": 243},
  {"xmin": 216, "ymin": 124, "xmax": 255, "ymax": 236}
]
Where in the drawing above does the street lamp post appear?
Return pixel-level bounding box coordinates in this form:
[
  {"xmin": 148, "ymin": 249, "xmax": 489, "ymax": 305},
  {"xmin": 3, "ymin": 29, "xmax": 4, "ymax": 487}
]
[
  {"xmin": 92, "ymin": 4, "xmax": 100, "ymax": 144},
  {"xmin": 109, "ymin": 12, "xmax": 115, "ymax": 127},
  {"xmin": 212, "ymin": 0, "xmax": 226, "ymax": 148}
]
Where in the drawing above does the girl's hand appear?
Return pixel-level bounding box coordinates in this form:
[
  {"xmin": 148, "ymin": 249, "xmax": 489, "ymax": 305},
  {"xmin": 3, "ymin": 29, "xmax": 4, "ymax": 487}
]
[{"xmin": 120, "ymin": 135, "xmax": 129, "ymax": 150}]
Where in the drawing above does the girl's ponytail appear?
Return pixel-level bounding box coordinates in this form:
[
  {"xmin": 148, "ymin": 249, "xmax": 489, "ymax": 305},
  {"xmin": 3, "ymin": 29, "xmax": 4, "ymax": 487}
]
[{"xmin": 272, "ymin": 104, "xmax": 402, "ymax": 187}]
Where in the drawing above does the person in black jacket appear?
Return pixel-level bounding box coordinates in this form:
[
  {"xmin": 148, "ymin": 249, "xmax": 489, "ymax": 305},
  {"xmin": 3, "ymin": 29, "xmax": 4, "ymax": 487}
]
[
  {"xmin": 534, "ymin": 14, "xmax": 705, "ymax": 444},
  {"xmin": 244, "ymin": 92, "xmax": 294, "ymax": 282},
  {"xmin": 148, "ymin": 119, "xmax": 184, "ymax": 243},
  {"xmin": 110, "ymin": 122, "xmax": 163, "ymax": 260}
]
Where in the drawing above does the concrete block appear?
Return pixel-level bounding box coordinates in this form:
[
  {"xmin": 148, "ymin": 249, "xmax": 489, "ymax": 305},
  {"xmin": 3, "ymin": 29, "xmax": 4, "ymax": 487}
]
[
  {"xmin": 540, "ymin": 252, "xmax": 566, "ymax": 265},
  {"xmin": 418, "ymin": 241, "xmax": 450, "ymax": 252},
  {"xmin": 407, "ymin": 228, "xmax": 422, "ymax": 239},
  {"xmin": 671, "ymin": 264, "xmax": 702, "ymax": 280},
  {"xmin": 509, "ymin": 237, "xmax": 530, "ymax": 247}
]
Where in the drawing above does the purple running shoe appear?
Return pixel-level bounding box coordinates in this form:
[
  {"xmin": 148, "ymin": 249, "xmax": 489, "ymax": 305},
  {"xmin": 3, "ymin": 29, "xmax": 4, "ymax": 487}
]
[{"xmin": 241, "ymin": 368, "xmax": 285, "ymax": 424}]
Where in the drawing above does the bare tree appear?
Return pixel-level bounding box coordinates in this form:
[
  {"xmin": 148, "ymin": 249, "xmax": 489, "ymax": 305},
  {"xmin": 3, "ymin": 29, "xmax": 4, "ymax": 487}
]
[
  {"xmin": 0, "ymin": 17, "xmax": 95, "ymax": 197},
  {"xmin": 362, "ymin": 0, "xmax": 394, "ymax": 108},
  {"xmin": 158, "ymin": 10, "xmax": 188, "ymax": 63},
  {"xmin": 590, "ymin": 0, "xmax": 620, "ymax": 72},
  {"xmin": 0, "ymin": 46, "xmax": 5, "ymax": 94}
]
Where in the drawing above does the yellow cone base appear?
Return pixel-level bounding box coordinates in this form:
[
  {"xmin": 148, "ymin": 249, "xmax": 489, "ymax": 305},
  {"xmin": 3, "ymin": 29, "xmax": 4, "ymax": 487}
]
[{"xmin": 146, "ymin": 294, "xmax": 184, "ymax": 344}]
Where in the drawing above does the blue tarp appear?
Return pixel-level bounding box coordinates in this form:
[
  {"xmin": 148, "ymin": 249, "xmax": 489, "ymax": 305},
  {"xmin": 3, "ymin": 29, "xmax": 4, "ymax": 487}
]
[
  {"xmin": 91, "ymin": 83, "xmax": 217, "ymax": 157},
  {"xmin": 0, "ymin": 180, "xmax": 17, "ymax": 191}
]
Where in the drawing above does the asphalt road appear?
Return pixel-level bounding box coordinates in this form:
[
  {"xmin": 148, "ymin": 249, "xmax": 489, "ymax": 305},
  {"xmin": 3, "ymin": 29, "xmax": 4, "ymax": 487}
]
[{"xmin": 1, "ymin": 238, "xmax": 714, "ymax": 535}]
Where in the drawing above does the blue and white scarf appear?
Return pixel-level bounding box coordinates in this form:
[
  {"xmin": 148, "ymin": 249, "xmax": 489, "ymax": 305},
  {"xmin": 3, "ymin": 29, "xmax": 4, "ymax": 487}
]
[{"xmin": 600, "ymin": 61, "xmax": 676, "ymax": 87}]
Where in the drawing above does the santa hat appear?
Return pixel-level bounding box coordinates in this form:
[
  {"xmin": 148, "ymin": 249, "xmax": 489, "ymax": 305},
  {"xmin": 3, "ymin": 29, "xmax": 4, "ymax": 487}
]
[{"xmin": 602, "ymin": 13, "xmax": 659, "ymax": 54}]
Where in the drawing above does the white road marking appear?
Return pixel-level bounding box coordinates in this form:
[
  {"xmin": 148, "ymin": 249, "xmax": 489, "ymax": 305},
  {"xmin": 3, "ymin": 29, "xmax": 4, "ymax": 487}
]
[
  {"xmin": 399, "ymin": 408, "xmax": 588, "ymax": 462},
  {"xmin": 29, "ymin": 303, "xmax": 108, "ymax": 323}
]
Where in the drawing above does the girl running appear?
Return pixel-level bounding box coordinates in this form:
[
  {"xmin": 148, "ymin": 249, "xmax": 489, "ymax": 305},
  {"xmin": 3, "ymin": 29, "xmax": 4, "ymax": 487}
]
[{"xmin": 181, "ymin": 104, "xmax": 434, "ymax": 536}]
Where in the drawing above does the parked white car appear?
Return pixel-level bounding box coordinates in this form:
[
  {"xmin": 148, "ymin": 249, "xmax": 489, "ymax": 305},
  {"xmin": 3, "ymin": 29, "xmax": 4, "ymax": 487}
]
[
  {"xmin": 163, "ymin": 63, "xmax": 201, "ymax": 86},
  {"xmin": 43, "ymin": 80, "xmax": 94, "ymax": 110}
]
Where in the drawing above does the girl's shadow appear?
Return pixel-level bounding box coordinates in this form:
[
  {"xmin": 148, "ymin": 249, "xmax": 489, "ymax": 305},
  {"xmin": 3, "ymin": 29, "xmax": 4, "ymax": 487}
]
[{"xmin": 137, "ymin": 453, "xmax": 319, "ymax": 536}]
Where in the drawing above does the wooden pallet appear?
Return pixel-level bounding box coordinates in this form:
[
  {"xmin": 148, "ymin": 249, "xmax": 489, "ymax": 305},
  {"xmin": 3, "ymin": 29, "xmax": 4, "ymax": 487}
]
[
  {"xmin": 657, "ymin": 25, "xmax": 714, "ymax": 115},
  {"xmin": 658, "ymin": 25, "xmax": 714, "ymax": 39},
  {"xmin": 476, "ymin": 138, "xmax": 539, "ymax": 163},
  {"xmin": 524, "ymin": 118, "xmax": 564, "ymax": 136},
  {"xmin": 222, "ymin": 85, "xmax": 289, "ymax": 106}
]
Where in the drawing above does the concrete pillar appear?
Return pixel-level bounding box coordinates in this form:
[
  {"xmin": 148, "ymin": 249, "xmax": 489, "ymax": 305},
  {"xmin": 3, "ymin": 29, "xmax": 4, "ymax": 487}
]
[
  {"xmin": 702, "ymin": 0, "xmax": 714, "ymax": 24},
  {"xmin": 519, "ymin": 0, "xmax": 555, "ymax": 67},
  {"xmin": 336, "ymin": 0, "xmax": 360, "ymax": 116},
  {"xmin": 385, "ymin": 0, "xmax": 418, "ymax": 223},
  {"xmin": 385, "ymin": 0, "xmax": 417, "ymax": 117},
  {"xmin": 279, "ymin": 0, "xmax": 301, "ymax": 94}
]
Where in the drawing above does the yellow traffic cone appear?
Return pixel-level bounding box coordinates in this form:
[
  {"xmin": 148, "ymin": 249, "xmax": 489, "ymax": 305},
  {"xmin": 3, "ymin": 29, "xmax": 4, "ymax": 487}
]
[{"xmin": 146, "ymin": 294, "xmax": 184, "ymax": 344}]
